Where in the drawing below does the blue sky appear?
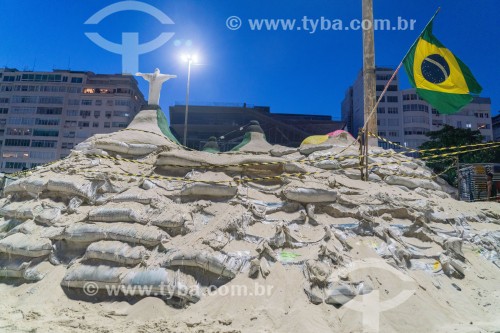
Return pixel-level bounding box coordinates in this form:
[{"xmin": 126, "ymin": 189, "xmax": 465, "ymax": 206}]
[{"xmin": 0, "ymin": 0, "xmax": 498, "ymax": 119}]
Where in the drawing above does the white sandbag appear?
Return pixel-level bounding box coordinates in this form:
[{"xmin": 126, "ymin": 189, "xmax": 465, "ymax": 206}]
[
  {"xmin": 47, "ymin": 177, "xmax": 98, "ymax": 201},
  {"xmin": 85, "ymin": 241, "xmax": 148, "ymax": 266},
  {"xmin": 34, "ymin": 207, "xmax": 62, "ymax": 225},
  {"xmin": 384, "ymin": 175, "xmax": 442, "ymax": 191},
  {"xmin": 110, "ymin": 190, "xmax": 155, "ymax": 205},
  {"xmin": 0, "ymin": 201, "xmax": 43, "ymax": 220},
  {"xmin": 88, "ymin": 207, "xmax": 145, "ymax": 224},
  {"xmin": 0, "ymin": 258, "xmax": 31, "ymax": 278},
  {"xmin": 150, "ymin": 209, "xmax": 191, "ymax": 229},
  {"xmin": 55, "ymin": 222, "xmax": 169, "ymax": 247},
  {"xmin": 94, "ymin": 139, "xmax": 157, "ymax": 156},
  {"xmin": 181, "ymin": 183, "xmax": 237, "ymax": 198},
  {"xmin": 283, "ymin": 187, "xmax": 337, "ymax": 203},
  {"xmin": 163, "ymin": 250, "xmax": 241, "ymax": 278},
  {"xmin": 0, "ymin": 219, "xmax": 23, "ymax": 233},
  {"xmin": 0, "ymin": 233, "xmax": 52, "ymax": 257},
  {"xmin": 62, "ymin": 264, "xmax": 125, "ymax": 288},
  {"xmin": 3, "ymin": 178, "xmax": 48, "ymax": 195},
  {"xmin": 121, "ymin": 267, "xmax": 200, "ymax": 302}
]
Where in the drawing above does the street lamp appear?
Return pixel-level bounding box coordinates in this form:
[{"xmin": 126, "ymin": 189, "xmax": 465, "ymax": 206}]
[{"xmin": 181, "ymin": 54, "xmax": 198, "ymax": 146}]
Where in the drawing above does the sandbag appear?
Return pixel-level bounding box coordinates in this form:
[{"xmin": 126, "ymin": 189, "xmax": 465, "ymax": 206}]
[
  {"xmin": 88, "ymin": 207, "xmax": 145, "ymax": 224},
  {"xmin": 162, "ymin": 250, "xmax": 244, "ymax": 278},
  {"xmin": 34, "ymin": 207, "xmax": 62, "ymax": 225},
  {"xmin": 181, "ymin": 183, "xmax": 237, "ymax": 198},
  {"xmin": 283, "ymin": 187, "xmax": 337, "ymax": 203},
  {"xmin": 55, "ymin": 222, "xmax": 169, "ymax": 247},
  {"xmin": 384, "ymin": 175, "xmax": 441, "ymax": 191},
  {"xmin": 62, "ymin": 264, "xmax": 125, "ymax": 288},
  {"xmin": 3, "ymin": 178, "xmax": 48, "ymax": 195},
  {"xmin": 0, "ymin": 233, "xmax": 52, "ymax": 257},
  {"xmin": 94, "ymin": 139, "xmax": 157, "ymax": 156},
  {"xmin": 0, "ymin": 201, "xmax": 43, "ymax": 220},
  {"xmin": 47, "ymin": 177, "xmax": 98, "ymax": 201},
  {"xmin": 0, "ymin": 257, "xmax": 31, "ymax": 278},
  {"xmin": 84, "ymin": 241, "xmax": 148, "ymax": 266}
]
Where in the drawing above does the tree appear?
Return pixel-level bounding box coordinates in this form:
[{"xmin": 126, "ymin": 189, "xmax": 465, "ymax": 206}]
[{"xmin": 418, "ymin": 125, "xmax": 500, "ymax": 186}]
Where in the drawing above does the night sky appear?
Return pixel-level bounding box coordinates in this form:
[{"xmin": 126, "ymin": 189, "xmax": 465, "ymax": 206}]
[{"xmin": 0, "ymin": 0, "xmax": 498, "ymax": 120}]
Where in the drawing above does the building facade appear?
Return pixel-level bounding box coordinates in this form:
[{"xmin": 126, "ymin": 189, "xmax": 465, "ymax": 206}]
[
  {"xmin": 493, "ymin": 113, "xmax": 500, "ymax": 141},
  {"xmin": 169, "ymin": 103, "xmax": 342, "ymax": 151},
  {"xmin": 341, "ymin": 67, "xmax": 493, "ymax": 150},
  {"xmin": 0, "ymin": 68, "xmax": 145, "ymax": 173}
]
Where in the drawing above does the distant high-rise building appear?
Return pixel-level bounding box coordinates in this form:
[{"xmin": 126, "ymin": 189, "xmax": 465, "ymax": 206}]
[
  {"xmin": 169, "ymin": 103, "xmax": 342, "ymax": 151},
  {"xmin": 0, "ymin": 68, "xmax": 146, "ymax": 172},
  {"xmin": 341, "ymin": 67, "xmax": 493, "ymax": 150},
  {"xmin": 493, "ymin": 113, "xmax": 500, "ymax": 142}
]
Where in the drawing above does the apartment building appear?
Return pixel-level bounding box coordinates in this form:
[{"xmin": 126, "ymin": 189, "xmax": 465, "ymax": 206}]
[
  {"xmin": 0, "ymin": 68, "xmax": 145, "ymax": 172},
  {"xmin": 341, "ymin": 67, "xmax": 493, "ymax": 150}
]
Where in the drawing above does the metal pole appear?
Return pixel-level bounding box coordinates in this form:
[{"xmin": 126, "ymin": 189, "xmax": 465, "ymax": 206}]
[
  {"xmin": 362, "ymin": 0, "xmax": 376, "ymax": 181},
  {"xmin": 183, "ymin": 59, "xmax": 192, "ymax": 146}
]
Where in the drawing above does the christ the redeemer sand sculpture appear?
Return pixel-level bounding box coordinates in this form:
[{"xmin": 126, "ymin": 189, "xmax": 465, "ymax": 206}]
[{"xmin": 136, "ymin": 68, "xmax": 176, "ymax": 105}]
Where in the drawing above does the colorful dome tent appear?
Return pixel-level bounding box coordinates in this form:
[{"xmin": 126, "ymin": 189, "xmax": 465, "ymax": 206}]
[{"xmin": 301, "ymin": 130, "xmax": 356, "ymax": 146}]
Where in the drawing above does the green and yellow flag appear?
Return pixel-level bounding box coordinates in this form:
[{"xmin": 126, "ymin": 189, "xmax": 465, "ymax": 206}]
[{"xmin": 403, "ymin": 19, "xmax": 482, "ymax": 114}]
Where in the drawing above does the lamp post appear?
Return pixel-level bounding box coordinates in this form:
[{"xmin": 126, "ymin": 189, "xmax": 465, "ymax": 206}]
[{"xmin": 182, "ymin": 54, "xmax": 197, "ymax": 146}]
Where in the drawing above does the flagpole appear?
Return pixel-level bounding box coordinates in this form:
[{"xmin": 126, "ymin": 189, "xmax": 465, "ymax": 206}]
[{"xmin": 361, "ymin": 7, "xmax": 441, "ymax": 181}]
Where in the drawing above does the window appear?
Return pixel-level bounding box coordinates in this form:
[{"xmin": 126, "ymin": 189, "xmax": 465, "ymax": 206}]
[
  {"xmin": 0, "ymin": 85, "xmax": 13, "ymax": 92},
  {"xmin": 388, "ymin": 131, "xmax": 399, "ymax": 137},
  {"xmin": 66, "ymin": 110, "xmax": 79, "ymax": 117},
  {"xmin": 387, "ymin": 119, "xmax": 400, "ymax": 126},
  {"xmin": 4, "ymin": 139, "xmax": 30, "ymax": 147},
  {"xmin": 107, "ymin": 100, "xmax": 113, "ymax": 106},
  {"xmin": 105, "ymin": 111, "xmax": 112, "ymax": 118},
  {"xmin": 432, "ymin": 108, "xmax": 440, "ymax": 115},
  {"xmin": 95, "ymin": 100, "xmax": 102, "ymax": 106},
  {"xmin": 30, "ymin": 151, "xmax": 56, "ymax": 159},
  {"xmin": 478, "ymin": 123, "xmax": 490, "ymax": 129},
  {"xmin": 113, "ymin": 111, "xmax": 130, "ymax": 117},
  {"xmin": 104, "ymin": 122, "xmax": 110, "ymax": 128},
  {"xmin": 387, "ymin": 96, "xmax": 398, "ymax": 103},
  {"xmin": 2, "ymin": 152, "xmax": 29, "ymax": 159},
  {"xmin": 6, "ymin": 128, "xmax": 32, "ymax": 136},
  {"xmin": 21, "ymin": 74, "xmax": 62, "ymax": 82},
  {"xmin": 78, "ymin": 121, "xmax": 90, "ymax": 127},
  {"xmin": 31, "ymin": 140, "xmax": 57, "ymax": 148},
  {"xmin": 0, "ymin": 108, "xmax": 8, "ymax": 114},
  {"xmin": 377, "ymin": 107, "xmax": 385, "ymax": 114},
  {"xmin": 388, "ymin": 107, "xmax": 398, "ymax": 114},
  {"xmin": 12, "ymin": 96, "xmax": 38, "ymax": 103},
  {"xmin": 94, "ymin": 111, "xmax": 101, "ymax": 118},
  {"xmin": 432, "ymin": 120, "xmax": 443, "ymax": 126},
  {"xmin": 3, "ymin": 76, "xmax": 15, "ymax": 82},
  {"xmin": 457, "ymin": 121, "xmax": 462, "ymax": 128},
  {"xmin": 68, "ymin": 99, "xmax": 80, "ymax": 105},
  {"xmin": 71, "ymin": 77, "xmax": 83, "ymax": 84},
  {"xmin": 378, "ymin": 131, "xmax": 386, "ymax": 137},
  {"xmin": 33, "ymin": 129, "xmax": 59, "ymax": 137},
  {"xmin": 112, "ymin": 122, "xmax": 127, "ymax": 128},
  {"xmin": 80, "ymin": 110, "xmax": 91, "ymax": 117},
  {"xmin": 403, "ymin": 104, "xmax": 429, "ymax": 112},
  {"xmin": 36, "ymin": 107, "xmax": 62, "ymax": 115},
  {"xmin": 466, "ymin": 123, "xmax": 472, "ymax": 128},
  {"xmin": 38, "ymin": 96, "xmax": 64, "ymax": 104},
  {"xmin": 67, "ymin": 87, "xmax": 82, "ymax": 93},
  {"xmin": 64, "ymin": 120, "xmax": 77, "ymax": 127},
  {"xmin": 4, "ymin": 162, "xmax": 27, "ymax": 169},
  {"xmin": 115, "ymin": 100, "xmax": 131, "ymax": 106},
  {"xmin": 404, "ymin": 128, "xmax": 429, "ymax": 135},
  {"xmin": 93, "ymin": 122, "xmax": 99, "ymax": 128},
  {"xmin": 10, "ymin": 107, "xmax": 36, "ymax": 114},
  {"xmin": 35, "ymin": 118, "xmax": 60, "ymax": 126},
  {"xmin": 0, "ymin": 97, "xmax": 10, "ymax": 103},
  {"xmin": 377, "ymin": 119, "xmax": 386, "ymax": 126},
  {"xmin": 61, "ymin": 142, "xmax": 74, "ymax": 149},
  {"xmin": 376, "ymin": 74, "xmax": 392, "ymax": 80},
  {"xmin": 81, "ymin": 100, "xmax": 92, "ymax": 106},
  {"xmin": 8, "ymin": 118, "xmax": 34, "ymax": 125},
  {"xmin": 63, "ymin": 131, "xmax": 76, "ymax": 138},
  {"xmin": 404, "ymin": 116, "xmax": 427, "ymax": 124}
]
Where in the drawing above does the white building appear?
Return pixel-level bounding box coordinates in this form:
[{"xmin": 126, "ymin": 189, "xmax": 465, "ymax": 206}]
[
  {"xmin": 0, "ymin": 69, "xmax": 146, "ymax": 173},
  {"xmin": 341, "ymin": 67, "xmax": 493, "ymax": 150}
]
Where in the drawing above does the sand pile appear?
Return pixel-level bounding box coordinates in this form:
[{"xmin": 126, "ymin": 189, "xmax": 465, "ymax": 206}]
[{"xmin": 0, "ymin": 108, "xmax": 499, "ymax": 333}]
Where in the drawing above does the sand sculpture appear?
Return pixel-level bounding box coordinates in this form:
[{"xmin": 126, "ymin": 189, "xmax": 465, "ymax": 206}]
[{"xmin": 0, "ymin": 70, "xmax": 499, "ymax": 332}]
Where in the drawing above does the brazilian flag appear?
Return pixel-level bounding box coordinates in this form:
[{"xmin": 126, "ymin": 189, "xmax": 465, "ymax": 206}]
[{"xmin": 403, "ymin": 20, "xmax": 482, "ymax": 114}]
